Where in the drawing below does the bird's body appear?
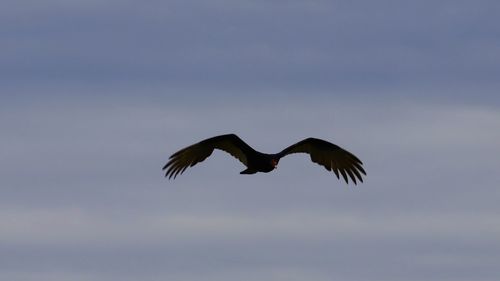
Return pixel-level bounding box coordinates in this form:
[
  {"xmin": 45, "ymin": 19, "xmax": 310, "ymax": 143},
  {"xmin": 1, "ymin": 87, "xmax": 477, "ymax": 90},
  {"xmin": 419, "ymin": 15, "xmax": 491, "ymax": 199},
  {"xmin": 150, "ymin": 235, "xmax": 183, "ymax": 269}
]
[
  {"xmin": 163, "ymin": 134, "xmax": 366, "ymax": 184},
  {"xmin": 239, "ymin": 151, "xmax": 277, "ymax": 174}
]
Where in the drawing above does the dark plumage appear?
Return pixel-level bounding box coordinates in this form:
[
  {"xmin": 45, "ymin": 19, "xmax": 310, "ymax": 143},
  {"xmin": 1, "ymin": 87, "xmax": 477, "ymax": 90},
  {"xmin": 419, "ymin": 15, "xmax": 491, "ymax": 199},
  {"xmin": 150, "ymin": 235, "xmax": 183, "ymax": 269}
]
[{"xmin": 163, "ymin": 134, "xmax": 366, "ymax": 184}]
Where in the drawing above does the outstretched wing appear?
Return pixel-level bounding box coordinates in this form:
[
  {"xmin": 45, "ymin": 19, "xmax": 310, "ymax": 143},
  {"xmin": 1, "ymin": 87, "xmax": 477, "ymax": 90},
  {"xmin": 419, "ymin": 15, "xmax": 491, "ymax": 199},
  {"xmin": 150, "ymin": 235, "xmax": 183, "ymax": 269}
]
[
  {"xmin": 163, "ymin": 134, "xmax": 255, "ymax": 179},
  {"xmin": 278, "ymin": 138, "xmax": 366, "ymax": 184}
]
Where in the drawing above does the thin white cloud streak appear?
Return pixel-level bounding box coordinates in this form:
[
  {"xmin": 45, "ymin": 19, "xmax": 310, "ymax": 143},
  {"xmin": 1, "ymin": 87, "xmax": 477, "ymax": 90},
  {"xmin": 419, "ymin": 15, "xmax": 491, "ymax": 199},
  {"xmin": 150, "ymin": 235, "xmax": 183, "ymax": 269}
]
[
  {"xmin": 0, "ymin": 272, "xmax": 99, "ymax": 281},
  {"xmin": 1, "ymin": 208, "xmax": 499, "ymax": 246},
  {"xmin": 0, "ymin": 267, "xmax": 333, "ymax": 281}
]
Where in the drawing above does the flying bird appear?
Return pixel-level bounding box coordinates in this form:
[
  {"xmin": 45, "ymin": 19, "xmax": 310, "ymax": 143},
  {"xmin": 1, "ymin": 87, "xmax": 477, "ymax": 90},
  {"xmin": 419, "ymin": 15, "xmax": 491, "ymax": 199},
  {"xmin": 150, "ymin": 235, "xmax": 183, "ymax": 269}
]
[{"xmin": 163, "ymin": 134, "xmax": 366, "ymax": 184}]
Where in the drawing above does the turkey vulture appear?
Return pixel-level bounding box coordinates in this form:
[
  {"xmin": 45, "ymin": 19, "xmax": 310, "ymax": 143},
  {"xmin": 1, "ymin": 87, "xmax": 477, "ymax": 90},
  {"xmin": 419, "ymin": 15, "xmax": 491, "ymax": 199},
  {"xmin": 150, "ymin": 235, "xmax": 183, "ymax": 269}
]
[{"xmin": 163, "ymin": 134, "xmax": 366, "ymax": 184}]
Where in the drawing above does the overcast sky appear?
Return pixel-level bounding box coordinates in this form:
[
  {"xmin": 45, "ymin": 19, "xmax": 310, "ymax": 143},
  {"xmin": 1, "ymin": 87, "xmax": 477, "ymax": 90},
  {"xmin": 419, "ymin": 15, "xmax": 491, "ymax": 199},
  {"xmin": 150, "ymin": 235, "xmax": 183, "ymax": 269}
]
[{"xmin": 1, "ymin": 1, "xmax": 500, "ymax": 281}]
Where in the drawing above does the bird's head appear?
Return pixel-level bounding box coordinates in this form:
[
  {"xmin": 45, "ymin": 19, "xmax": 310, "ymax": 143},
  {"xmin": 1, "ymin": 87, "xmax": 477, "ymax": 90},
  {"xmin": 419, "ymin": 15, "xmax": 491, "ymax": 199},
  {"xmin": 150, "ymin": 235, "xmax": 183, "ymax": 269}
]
[{"xmin": 271, "ymin": 158, "xmax": 279, "ymax": 169}]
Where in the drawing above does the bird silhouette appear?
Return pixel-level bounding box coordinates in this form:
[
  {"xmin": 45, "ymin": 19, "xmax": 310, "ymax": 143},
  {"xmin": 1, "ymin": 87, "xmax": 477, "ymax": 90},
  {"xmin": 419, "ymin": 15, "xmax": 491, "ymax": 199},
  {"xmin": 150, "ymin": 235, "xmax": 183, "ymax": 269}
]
[{"xmin": 163, "ymin": 134, "xmax": 366, "ymax": 184}]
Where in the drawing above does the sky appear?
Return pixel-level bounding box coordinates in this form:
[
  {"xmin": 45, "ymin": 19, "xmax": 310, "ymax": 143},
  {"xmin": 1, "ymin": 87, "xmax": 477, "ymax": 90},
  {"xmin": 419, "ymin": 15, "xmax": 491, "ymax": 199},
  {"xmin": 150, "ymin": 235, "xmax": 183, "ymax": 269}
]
[{"xmin": 1, "ymin": 1, "xmax": 500, "ymax": 281}]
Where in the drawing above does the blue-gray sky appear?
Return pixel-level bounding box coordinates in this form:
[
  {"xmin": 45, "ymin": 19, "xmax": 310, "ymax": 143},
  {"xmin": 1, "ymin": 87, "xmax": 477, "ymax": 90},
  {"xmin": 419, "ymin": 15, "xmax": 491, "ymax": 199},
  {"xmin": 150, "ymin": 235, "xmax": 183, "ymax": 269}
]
[{"xmin": 1, "ymin": 1, "xmax": 500, "ymax": 281}]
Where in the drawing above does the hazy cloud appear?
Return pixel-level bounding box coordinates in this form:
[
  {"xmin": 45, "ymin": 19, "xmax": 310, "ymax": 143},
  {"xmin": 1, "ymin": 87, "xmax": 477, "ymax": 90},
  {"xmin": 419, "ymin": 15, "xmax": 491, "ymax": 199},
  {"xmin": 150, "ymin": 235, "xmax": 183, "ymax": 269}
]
[
  {"xmin": 1, "ymin": 95, "xmax": 500, "ymax": 281},
  {"xmin": 2, "ymin": 0, "xmax": 500, "ymax": 96}
]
